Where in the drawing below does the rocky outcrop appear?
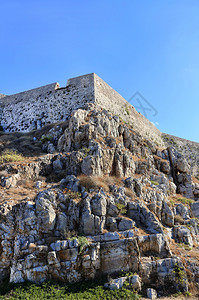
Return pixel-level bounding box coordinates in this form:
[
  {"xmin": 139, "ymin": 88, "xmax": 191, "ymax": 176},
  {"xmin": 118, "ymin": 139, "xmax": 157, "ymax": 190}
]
[{"xmin": 0, "ymin": 105, "xmax": 198, "ymax": 297}]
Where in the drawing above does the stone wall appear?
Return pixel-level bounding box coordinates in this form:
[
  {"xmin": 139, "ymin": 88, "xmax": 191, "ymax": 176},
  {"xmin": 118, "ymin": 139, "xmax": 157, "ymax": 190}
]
[
  {"xmin": 0, "ymin": 76, "xmax": 95, "ymax": 132},
  {"xmin": 93, "ymin": 73, "xmax": 163, "ymax": 146},
  {"xmin": 0, "ymin": 73, "xmax": 164, "ymax": 145}
]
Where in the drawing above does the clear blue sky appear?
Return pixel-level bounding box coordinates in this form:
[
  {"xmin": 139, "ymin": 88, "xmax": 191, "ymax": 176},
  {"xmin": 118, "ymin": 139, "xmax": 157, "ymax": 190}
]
[{"xmin": 0, "ymin": 0, "xmax": 199, "ymax": 142}]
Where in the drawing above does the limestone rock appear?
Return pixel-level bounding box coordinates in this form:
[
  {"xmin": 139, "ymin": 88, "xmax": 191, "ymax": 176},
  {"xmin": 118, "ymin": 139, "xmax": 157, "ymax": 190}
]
[
  {"xmin": 173, "ymin": 226, "xmax": 193, "ymax": 247},
  {"xmin": 104, "ymin": 276, "xmax": 127, "ymax": 290},
  {"xmin": 129, "ymin": 275, "xmax": 142, "ymax": 291},
  {"xmin": 35, "ymin": 190, "xmax": 57, "ymax": 233},
  {"xmin": 147, "ymin": 288, "xmax": 157, "ymax": 299}
]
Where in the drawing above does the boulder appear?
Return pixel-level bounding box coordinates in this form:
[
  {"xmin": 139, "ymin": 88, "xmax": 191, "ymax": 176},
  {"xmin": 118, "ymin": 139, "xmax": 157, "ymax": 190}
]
[
  {"xmin": 147, "ymin": 288, "xmax": 157, "ymax": 299},
  {"xmin": 104, "ymin": 276, "xmax": 127, "ymax": 290},
  {"xmin": 129, "ymin": 275, "xmax": 142, "ymax": 291},
  {"xmin": 173, "ymin": 226, "xmax": 193, "ymax": 247}
]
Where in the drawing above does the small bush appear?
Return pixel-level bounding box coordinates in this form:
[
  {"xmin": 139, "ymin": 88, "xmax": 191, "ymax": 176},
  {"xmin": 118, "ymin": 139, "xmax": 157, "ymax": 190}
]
[
  {"xmin": 63, "ymin": 189, "xmax": 82, "ymax": 202},
  {"xmin": 116, "ymin": 203, "xmax": 127, "ymax": 215},
  {"xmin": 69, "ymin": 236, "xmax": 90, "ymax": 254},
  {"xmin": 40, "ymin": 135, "xmax": 53, "ymax": 143},
  {"xmin": 0, "ymin": 150, "xmax": 24, "ymax": 163}
]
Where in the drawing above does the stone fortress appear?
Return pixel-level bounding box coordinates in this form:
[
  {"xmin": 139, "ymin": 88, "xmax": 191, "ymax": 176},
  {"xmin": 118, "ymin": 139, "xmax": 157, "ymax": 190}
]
[
  {"xmin": 0, "ymin": 73, "xmax": 163, "ymax": 146},
  {"xmin": 1, "ymin": 73, "xmax": 199, "ymax": 295}
]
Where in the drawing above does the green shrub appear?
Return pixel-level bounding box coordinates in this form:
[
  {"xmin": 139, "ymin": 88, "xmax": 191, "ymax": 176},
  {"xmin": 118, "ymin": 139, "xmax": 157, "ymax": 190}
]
[
  {"xmin": 0, "ymin": 150, "xmax": 24, "ymax": 163},
  {"xmin": 172, "ymin": 263, "xmax": 186, "ymax": 287},
  {"xmin": 0, "ymin": 279, "xmax": 141, "ymax": 299},
  {"xmin": 40, "ymin": 135, "xmax": 53, "ymax": 143},
  {"xmin": 150, "ymin": 180, "xmax": 159, "ymax": 186},
  {"xmin": 116, "ymin": 203, "xmax": 127, "ymax": 215},
  {"xmin": 69, "ymin": 236, "xmax": 90, "ymax": 254}
]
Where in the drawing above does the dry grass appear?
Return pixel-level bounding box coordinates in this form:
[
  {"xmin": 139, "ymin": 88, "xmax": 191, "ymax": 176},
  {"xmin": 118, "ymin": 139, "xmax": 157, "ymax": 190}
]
[
  {"xmin": 0, "ymin": 120, "xmax": 68, "ymax": 158},
  {"xmin": 78, "ymin": 175, "xmax": 109, "ymax": 192},
  {"xmin": 78, "ymin": 175, "xmax": 123, "ymax": 192},
  {"xmin": 174, "ymin": 214, "xmax": 184, "ymax": 225},
  {"xmin": 0, "ymin": 179, "xmax": 51, "ymax": 206},
  {"xmin": 192, "ymin": 176, "xmax": 199, "ymax": 184},
  {"xmin": 0, "ymin": 149, "xmax": 24, "ymax": 163},
  {"xmin": 125, "ymin": 187, "xmax": 135, "ymax": 200}
]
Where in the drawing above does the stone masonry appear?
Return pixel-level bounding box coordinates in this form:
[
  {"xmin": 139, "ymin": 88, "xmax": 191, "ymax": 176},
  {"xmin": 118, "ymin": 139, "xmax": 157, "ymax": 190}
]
[{"xmin": 0, "ymin": 73, "xmax": 164, "ymax": 146}]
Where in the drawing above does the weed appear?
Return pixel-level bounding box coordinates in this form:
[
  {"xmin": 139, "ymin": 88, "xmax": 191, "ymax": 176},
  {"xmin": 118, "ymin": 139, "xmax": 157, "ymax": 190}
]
[{"xmin": 116, "ymin": 203, "xmax": 127, "ymax": 215}]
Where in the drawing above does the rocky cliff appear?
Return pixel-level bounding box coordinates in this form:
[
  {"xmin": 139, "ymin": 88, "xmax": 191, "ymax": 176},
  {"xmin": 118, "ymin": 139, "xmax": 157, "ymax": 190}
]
[{"xmin": 0, "ymin": 99, "xmax": 198, "ymax": 297}]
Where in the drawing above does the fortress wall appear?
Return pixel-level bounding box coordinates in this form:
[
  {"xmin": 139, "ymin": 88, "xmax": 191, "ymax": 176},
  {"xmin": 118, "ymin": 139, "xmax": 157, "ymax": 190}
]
[
  {"xmin": 93, "ymin": 74, "xmax": 164, "ymax": 146},
  {"xmin": 0, "ymin": 73, "xmax": 164, "ymax": 147},
  {"xmin": 0, "ymin": 83, "xmax": 59, "ymax": 105},
  {"xmin": 0, "ymin": 75, "xmax": 95, "ymax": 132}
]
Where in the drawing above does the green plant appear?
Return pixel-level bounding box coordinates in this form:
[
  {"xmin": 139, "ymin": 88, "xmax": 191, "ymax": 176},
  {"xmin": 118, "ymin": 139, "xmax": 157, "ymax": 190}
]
[
  {"xmin": 69, "ymin": 236, "xmax": 90, "ymax": 254},
  {"xmin": 173, "ymin": 291, "xmax": 182, "ymax": 297},
  {"xmin": 125, "ymin": 105, "xmax": 130, "ymax": 115},
  {"xmin": 0, "ymin": 278, "xmax": 141, "ymax": 299},
  {"xmin": 82, "ymin": 147, "xmax": 90, "ymax": 157},
  {"xmin": 63, "ymin": 189, "xmax": 82, "ymax": 201},
  {"xmin": 184, "ymin": 291, "xmax": 192, "ymax": 297},
  {"xmin": 116, "ymin": 203, "xmax": 127, "ymax": 215},
  {"xmin": 40, "ymin": 135, "xmax": 53, "ymax": 143},
  {"xmin": 177, "ymin": 197, "xmax": 194, "ymax": 206},
  {"xmin": 150, "ymin": 180, "xmax": 159, "ymax": 186},
  {"xmin": 172, "ymin": 263, "xmax": 186, "ymax": 286},
  {"xmin": 0, "ymin": 149, "xmax": 24, "ymax": 163},
  {"xmin": 169, "ymin": 199, "xmax": 175, "ymax": 207}
]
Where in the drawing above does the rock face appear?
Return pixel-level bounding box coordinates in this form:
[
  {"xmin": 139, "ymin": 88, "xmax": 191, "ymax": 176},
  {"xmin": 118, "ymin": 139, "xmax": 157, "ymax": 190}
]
[
  {"xmin": 0, "ymin": 94, "xmax": 198, "ymax": 297},
  {"xmin": 163, "ymin": 133, "xmax": 199, "ymax": 178}
]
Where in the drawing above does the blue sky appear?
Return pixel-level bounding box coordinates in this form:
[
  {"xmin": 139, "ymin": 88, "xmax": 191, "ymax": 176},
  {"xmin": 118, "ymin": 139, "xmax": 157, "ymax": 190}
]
[{"xmin": 0, "ymin": 0, "xmax": 199, "ymax": 142}]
